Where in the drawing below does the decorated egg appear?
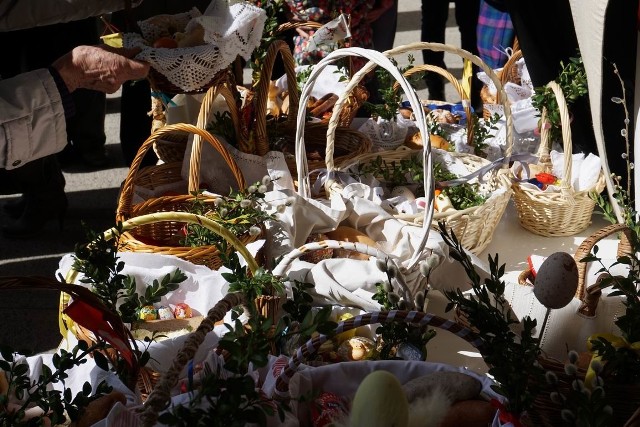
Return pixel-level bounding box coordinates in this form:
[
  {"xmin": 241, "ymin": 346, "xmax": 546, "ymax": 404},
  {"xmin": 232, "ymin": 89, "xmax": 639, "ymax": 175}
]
[
  {"xmin": 336, "ymin": 336, "xmax": 375, "ymax": 361},
  {"xmin": 139, "ymin": 306, "xmax": 158, "ymax": 321},
  {"xmin": 396, "ymin": 342, "xmax": 424, "ymax": 361},
  {"xmin": 415, "ymin": 197, "xmax": 428, "ymax": 209},
  {"xmin": 391, "ymin": 186, "xmax": 416, "ymax": 202},
  {"xmin": 173, "ymin": 303, "xmax": 193, "ymax": 319},
  {"xmin": 351, "ymin": 371, "xmax": 409, "ymax": 427},
  {"xmin": 157, "ymin": 306, "xmax": 174, "ymax": 320},
  {"xmin": 534, "ymin": 252, "xmax": 579, "ymax": 309}
]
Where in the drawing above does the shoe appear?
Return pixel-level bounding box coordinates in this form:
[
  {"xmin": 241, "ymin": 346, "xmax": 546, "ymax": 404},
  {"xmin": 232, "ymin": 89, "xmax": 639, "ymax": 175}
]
[
  {"xmin": 81, "ymin": 149, "xmax": 109, "ymax": 170},
  {"xmin": 2, "ymin": 196, "xmax": 26, "ymax": 219},
  {"xmin": 2, "ymin": 192, "xmax": 68, "ymax": 239}
]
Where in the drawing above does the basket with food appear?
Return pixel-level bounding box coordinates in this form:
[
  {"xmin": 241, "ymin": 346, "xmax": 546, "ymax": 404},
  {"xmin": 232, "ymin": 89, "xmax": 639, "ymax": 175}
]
[{"xmin": 123, "ymin": 3, "xmax": 266, "ymax": 94}]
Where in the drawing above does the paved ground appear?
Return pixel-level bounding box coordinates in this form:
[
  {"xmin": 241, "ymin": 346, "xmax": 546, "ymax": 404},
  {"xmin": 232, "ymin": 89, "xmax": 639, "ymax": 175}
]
[{"xmin": 0, "ymin": 1, "xmax": 465, "ymax": 353}]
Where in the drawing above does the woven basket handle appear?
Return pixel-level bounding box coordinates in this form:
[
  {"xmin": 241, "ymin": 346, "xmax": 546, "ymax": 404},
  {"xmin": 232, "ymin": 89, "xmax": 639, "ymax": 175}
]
[
  {"xmin": 117, "ymin": 123, "xmax": 246, "ymax": 221},
  {"xmin": 393, "ymin": 64, "xmax": 474, "ymax": 146},
  {"xmin": 494, "ymin": 49, "xmax": 523, "ymax": 104},
  {"xmin": 537, "ymin": 80, "xmax": 573, "ymax": 196},
  {"xmin": 138, "ymin": 292, "xmax": 245, "ymax": 427},
  {"xmin": 271, "ymin": 239, "xmax": 412, "ymax": 301},
  {"xmin": 384, "ymin": 42, "xmax": 514, "ymax": 160},
  {"xmin": 189, "ymin": 82, "xmax": 251, "ymax": 194},
  {"xmin": 573, "ymin": 223, "xmax": 633, "ymax": 302},
  {"xmin": 273, "ymin": 310, "xmax": 485, "ymax": 398},
  {"xmin": 295, "ymin": 47, "xmax": 435, "ymax": 268},
  {"xmin": 253, "ymin": 39, "xmax": 299, "ymax": 156},
  {"xmin": 517, "ymin": 223, "xmax": 633, "ymax": 306}
]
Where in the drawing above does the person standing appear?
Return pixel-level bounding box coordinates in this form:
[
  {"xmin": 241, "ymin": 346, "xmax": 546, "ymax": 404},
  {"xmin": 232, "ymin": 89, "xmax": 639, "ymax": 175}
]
[{"xmin": 421, "ymin": 0, "xmax": 482, "ymax": 108}]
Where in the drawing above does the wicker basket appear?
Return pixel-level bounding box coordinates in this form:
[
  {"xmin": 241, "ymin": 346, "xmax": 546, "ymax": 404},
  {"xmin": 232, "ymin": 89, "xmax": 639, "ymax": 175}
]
[
  {"xmin": 480, "ymin": 49, "xmax": 523, "ymax": 120},
  {"xmin": 343, "ymin": 146, "xmax": 512, "ymax": 255},
  {"xmin": 511, "ymin": 81, "xmax": 606, "ymax": 237},
  {"xmin": 394, "ymin": 64, "xmax": 474, "ymax": 147},
  {"xmin": 515, "ymin": 223, "xmax": 639, "ymax": 426},
  {"xmin": 61, "ymin": 212, "xmax": 262, "ymax": 401},
  {"xmin": 272, "ymin": 309, "xmax": 488, "ymax": 398},
  {"xmin": 116, "ymin": 123, "xmax": 264, "ymax": 270},
  {"xmin": 249, "ymin": 40, "xmax": 371, "ymax": 183},
  {"xmin": 308, "ymin": 43, "xmax": 514, "ymax": 255},
  {"xmin": 152, "ymin": 71, "xmax": 244, "ymax": 163}
]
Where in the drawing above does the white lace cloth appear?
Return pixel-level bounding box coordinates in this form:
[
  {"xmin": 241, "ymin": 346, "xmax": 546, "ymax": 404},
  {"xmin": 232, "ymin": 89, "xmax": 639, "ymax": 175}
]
[{"xmin": 123, "ymin": 1, "xmax": 266, "ymax": 92}]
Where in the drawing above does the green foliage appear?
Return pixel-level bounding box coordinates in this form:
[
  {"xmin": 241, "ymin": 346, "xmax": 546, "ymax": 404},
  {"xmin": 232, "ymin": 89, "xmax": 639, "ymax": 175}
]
[
  {"xmin": 471, "ymin": 112, "xmax": 501, "ymax": 157},
  {"xmin": 433, "ymin": 163, "xmax": 487, "ymax": 211},
  {"xmin": 0, "ymin": 341, "xmax": 112, "ymax": 426},
  {"xmin": 180, "ymin": 181, "xmax": 275, "ymax": 248},
  {"xmin": 363, "ymin": 55, "xmax": 419, "ymax": 121},
  {"xmin": 118, "ymin": 269, "xmax": 186, "ymax": 323},
  {"xmin": 581, "ymin": 232, "xmax": 640, "ymax": 383},
  {"xmin": 531, "ymin": 54, "xmax": 588, "ymax": 144},
  {"xmin": 248, "ymin": 0, "xmax": 288, "ymax": 87},
  {"xmin": 218, "ymin": 242, "xmax": 285, "ymax": 300},
  {"xmin": 72, "ymin": 223, "xmax": 187, "ymax": 323},
  {"xmin": 438, "ymin": 222, "xmax": 546, "ymax": 416},
  {"xmin": 206, "ymin": 111, "xmax": 237, "ymax": 148},
  {"xmin": 356, "ymin": 155, "xmax": 424, "ymax": 192},
  {"xmin": 354, "ymin": 154, "xmax": 486, "ymax": 211},
  {"xmin": 281, "ymin": 281, "xmax": 337, "ymax": 341}
]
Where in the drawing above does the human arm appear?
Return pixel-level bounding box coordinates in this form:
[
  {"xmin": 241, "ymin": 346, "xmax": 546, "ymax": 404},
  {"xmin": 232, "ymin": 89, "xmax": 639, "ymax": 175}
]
[
  {"xmin": 0, "ymin": 45, "xmax": 149, "ymax": 170},
  {"xmin": 0, "ymin": 0, "xmax": 142, "ymax": 31}
]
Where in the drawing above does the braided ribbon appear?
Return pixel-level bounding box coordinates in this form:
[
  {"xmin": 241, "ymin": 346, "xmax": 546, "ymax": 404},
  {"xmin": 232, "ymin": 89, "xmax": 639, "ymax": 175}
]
[{"xmin": 586, "ymin": 333, "xmax": 640, "ymax": 388}]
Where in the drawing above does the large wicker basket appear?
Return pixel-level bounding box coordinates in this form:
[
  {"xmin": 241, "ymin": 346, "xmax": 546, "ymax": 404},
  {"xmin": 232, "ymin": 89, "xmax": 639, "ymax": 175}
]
[
  {"xmin": 116, "ymin": 123, "xmax": 264, "ymax": 270},
  {"xmin": 60, "ymin": 212, "xmax": 263, "ymax": 402},
  {"xmin": 511, "ymin": 81, "xmax": 606, "ymax": 237},
  {"xmin": 309, "ymin": 43, "xmax": 514, "ymax": 255},
  {"xmin": 248, "ymin": 39, "xmax": 370, "ymax": 181}
]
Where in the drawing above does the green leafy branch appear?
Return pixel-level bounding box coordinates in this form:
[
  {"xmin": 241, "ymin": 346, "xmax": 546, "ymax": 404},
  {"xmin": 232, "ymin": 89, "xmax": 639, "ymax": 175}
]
[
  {"xmin": 531, "ymin": 54, "xmax": 587, "ymax": 144},
  {"xmin": 0, "ymin": 341, "xmax": 112, "ymax": 426},
  {"xmin": 438, "ymin": 222, "xmax": 545, "ymax": 416}
]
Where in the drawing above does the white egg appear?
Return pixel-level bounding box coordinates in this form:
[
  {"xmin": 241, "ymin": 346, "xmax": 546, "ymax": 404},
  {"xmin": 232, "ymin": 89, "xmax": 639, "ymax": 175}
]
[
  {"xmin": 391, "ymin": 186, "xmax": 416, "ymax": 201},
  {"xmin": 534, "ymin": 251, "xmax": 579, "ymax": 309}
]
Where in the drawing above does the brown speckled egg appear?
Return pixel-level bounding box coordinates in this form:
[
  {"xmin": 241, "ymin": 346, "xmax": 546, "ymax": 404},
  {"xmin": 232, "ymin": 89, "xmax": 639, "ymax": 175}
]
[{"xmin": 534, "ymin": 252, "xmax": 579, "ymax": 309}]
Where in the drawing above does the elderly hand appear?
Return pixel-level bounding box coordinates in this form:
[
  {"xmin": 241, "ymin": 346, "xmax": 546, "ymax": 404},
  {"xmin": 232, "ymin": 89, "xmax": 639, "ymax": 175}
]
[{"xmin": 51, "ymin": 45, "xmax": 150, "ymax": 93}]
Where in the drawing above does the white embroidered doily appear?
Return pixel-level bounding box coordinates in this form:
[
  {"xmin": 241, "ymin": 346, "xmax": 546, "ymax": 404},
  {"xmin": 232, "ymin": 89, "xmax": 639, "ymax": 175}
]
[{"xmin": 123, "ymin": 1, "xmax": 266, "ymax": 92}]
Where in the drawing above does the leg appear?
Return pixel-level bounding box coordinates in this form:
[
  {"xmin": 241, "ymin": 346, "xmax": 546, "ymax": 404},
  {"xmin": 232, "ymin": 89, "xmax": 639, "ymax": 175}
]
[
  {"xmin": 120, "ymin": 80, "xmax": 157, "ymax": 168},
  {"xmin": 421, "ymin": 0, "xmax": 450, "ymax": 100},
  {"xmin": 1, "ymin": 156, "xmax": 67, "ymax": 238},
  {"xmin": 454, "ymin": 0, "xmax": 482, "ymax": 109}
]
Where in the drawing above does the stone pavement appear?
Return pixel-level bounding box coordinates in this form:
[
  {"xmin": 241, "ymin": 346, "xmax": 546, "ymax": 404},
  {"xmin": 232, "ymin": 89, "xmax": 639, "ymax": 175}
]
[{"xmin": 0, "ymin": 1, "xmax": 465, "ymax": 353}]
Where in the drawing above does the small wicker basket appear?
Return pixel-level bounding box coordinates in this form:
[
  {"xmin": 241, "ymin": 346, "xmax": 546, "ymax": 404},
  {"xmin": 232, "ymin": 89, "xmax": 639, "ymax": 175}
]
[
  {"xmin": 480, "ymin": 49, "xmax": 523, "ymax": 120},
  {"xmin": 116, "ymin": 123, "xmax": 264, "ymax": 270},
  {"xmin": 511, "ymin": 81, "xmax": 606, "ymax": 237}
]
